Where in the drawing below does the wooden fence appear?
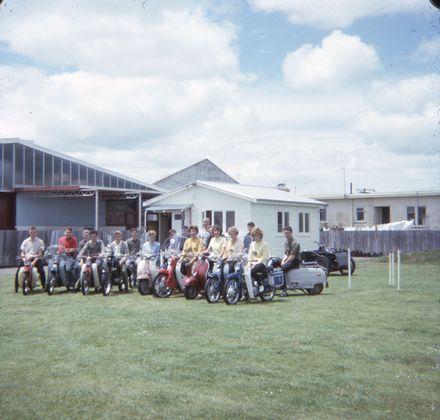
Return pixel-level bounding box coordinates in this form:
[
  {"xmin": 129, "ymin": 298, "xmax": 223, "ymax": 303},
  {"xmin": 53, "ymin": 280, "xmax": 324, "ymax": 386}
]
[{"xmin": 320, "ymin": 230, "xmax": 440, "ymax": 255}]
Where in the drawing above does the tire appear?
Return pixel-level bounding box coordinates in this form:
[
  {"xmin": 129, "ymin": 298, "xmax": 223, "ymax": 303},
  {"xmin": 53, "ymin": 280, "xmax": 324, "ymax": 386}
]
[
  {"xmin": 339, "ymin": 258, "xmax": 356, "ymax": 275},
  {"xmin": 47, "ymin": 272, "xmax": 55, "ymax": 295},
  {"xmin": 81, "ymin": 271, "xmax": 91, "ymax": 296},
  {"xmin": 153, "ymin": 274, "xmax": 172, "ymax": 298},
  {"xmin": 22, "ymin": 273, "xmax": 30, "ymax": 296},
  {"xmin": 205, "ymin": 277, "xmax": 221, "ymax": 303},
  {"xmin": 184, "ymin": 285, "xmax": 198, "ymax": 300},
  {"xmin": 316, "ymin": 256, "xmax": 330, "ymax": 277},
  {"xmin": 260, "ymin": 285, "xmax": 275, "ymax": 302},
  {"xmin": 138, "ymin": 279, "xmax": 150, "ymax": 296},
  {"xmin": 14, "ymin": 275, "xmax": 19, "ymax": 293},
  {"xmin": 122, "ymin": 272, "xmax": 129, "ymax": 293},
  {"xmin": 307, "ymin": 283, "xmax": 324, "ymax": 295},
  {"xmin": 224, "ymin": 280, "xmax": 240, "ymax": 305},
  {"xmin": 102, "ymin": 273, "xmax": 111, "ymax": 296}
]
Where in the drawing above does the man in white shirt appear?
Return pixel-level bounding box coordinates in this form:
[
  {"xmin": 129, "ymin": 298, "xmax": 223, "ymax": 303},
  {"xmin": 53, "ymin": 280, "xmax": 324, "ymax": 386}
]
[{"xmin": 17, "ymin": 226, "xmax": 46, "ymax": 289}]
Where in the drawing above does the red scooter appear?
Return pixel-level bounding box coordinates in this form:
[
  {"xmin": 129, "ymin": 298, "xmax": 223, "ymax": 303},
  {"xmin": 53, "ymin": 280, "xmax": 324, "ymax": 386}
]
[
  {"xmin": 152, "ymin": 251, "xmax": 187, "ymax": 298},
  {"xmin": 183, "ymin": 254, "xmax": 210, "ymax": 300}
]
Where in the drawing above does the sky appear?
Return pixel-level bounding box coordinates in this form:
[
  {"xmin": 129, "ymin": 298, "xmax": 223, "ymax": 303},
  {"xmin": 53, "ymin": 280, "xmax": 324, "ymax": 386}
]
[{"xmin": 0, "ymin": 0, "xmax": 439, "ymax": 195}]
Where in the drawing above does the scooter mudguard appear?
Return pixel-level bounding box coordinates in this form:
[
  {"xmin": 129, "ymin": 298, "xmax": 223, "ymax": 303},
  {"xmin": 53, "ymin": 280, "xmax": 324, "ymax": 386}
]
[{"xmin": 183, "ymin": 275, "xmax": 199, "ymax": 288}]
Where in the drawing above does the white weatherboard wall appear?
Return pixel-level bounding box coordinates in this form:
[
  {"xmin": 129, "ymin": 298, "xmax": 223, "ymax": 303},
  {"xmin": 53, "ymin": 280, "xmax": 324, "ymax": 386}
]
[
  {"xmin": 250, "ymin": 202, "xmax": 320, "ymax": 256},
  {"xmin": 147, "ymin": 184, "xmax": 321, "ymax": 258}
]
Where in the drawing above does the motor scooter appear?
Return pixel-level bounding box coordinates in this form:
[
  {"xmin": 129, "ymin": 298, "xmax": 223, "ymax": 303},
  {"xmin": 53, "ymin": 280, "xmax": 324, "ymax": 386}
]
[
  {"xmin": 126, "ymin": 255, "xmax": 138, "ymax": 289},
  {"xmin": 137, "ymin": 252, "xmax": 160, "ymax": 295},
  {"xmin": 266, "ymin": 257, "xmax": 328, "ymax": 296},
  {"xmin": 15, "ymin": 255, "xmax": 41, "ymax": 296},
  {"xmin": 101, "ymin": 249, "xmax": 129, "ymax": 296},
  {"xmin": 223, "ymin": 258, "xmax": 275, "ymax": 305},
  {"xmin": 205, "ymin": 255, "xmax": 239, "ymax": 303},
  {"xmin": 152, "ymin": 250, "xmax": 187, "ymax": 298},
  {"xmin": 183, "ymin": 254, "xmax": 210, "ymax": 300},
  {"xmin": 45, "ymin": 246, "xmax": 80, "ymax": 295},
  {"xmin": 80, "ymin": 253, "xmax": 103, "ymax": 295},
  {"xmin": 301, "ymin": 242, "xmax": 356, "ymax": 276}
]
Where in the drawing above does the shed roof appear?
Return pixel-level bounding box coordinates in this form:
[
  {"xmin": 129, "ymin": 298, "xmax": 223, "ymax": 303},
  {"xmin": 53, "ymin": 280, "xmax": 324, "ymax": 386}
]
[{"xmin": 144, "ymin": 181, "xmax": 325, "ymax": 207}]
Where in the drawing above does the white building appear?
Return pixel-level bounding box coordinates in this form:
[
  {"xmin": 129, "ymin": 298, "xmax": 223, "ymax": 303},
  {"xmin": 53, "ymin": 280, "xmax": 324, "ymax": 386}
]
[
  {"xmin": 313, "ymin": 190, "xmax": 440, "ymax": 229},
  {"xmin": 143, "ymin": 181, "xmax": 325, "ymax": 256}
]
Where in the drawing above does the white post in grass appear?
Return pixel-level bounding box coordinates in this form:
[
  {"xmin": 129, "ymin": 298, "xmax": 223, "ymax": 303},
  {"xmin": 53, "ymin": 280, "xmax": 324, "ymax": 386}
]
[
  {"xmin": 388, "ymin": 252, "xmax": 392, "ymax": 287},
  {"xmin": 348, "ymin": 248, "xmax": 352, "ymax": 288},
  {"xmin": 392, "ymin": 252, "xmax": 396, "ymax": 287},
  {"xmin": 397, "ymin": 250, "xmax": 401, "ymax": 291}
]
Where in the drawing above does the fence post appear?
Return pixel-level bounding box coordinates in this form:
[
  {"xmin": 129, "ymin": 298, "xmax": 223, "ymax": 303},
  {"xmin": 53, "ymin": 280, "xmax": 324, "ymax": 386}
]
[
  {"xmin": 397, "ymin": 250, "xmax": 401, "ymax": 291},
  {"xmin": 348, "ymin": 248, "xmax": 352, "ymax": 288}
]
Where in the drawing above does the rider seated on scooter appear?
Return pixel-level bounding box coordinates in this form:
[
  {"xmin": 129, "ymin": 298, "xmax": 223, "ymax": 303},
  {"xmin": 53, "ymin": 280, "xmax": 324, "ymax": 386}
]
[
  {"xmin": 221, "ymin": 226, "xmax": 244, "ymax": 271},
  {"xmin": 247, "ymin": 227, "xmax": 270, "ymax": 293},
  {"xmin": 109, "ymin": 231, "xmax": 129, "ymax": 273},
  {"xmin": 57, "ymin": 227, "xmax": 79, "ymax": 282},
  {"xmin": 141, "ymin": 230, "xmax": 161, "ymax": 267},
  {"xmin": 203, "ymin": 225, "xmax": 227, "ymax": 267},
  {"xmin": 77, "ymin": 230, "xmax": 105, "ymax": 274},
  {"xmin": 16, "ymin": 226, "xmax": 46, "ymax": 289},
  {"xmin": 179, "ymin": 225, "xmax": 204, "ymax": 275},
  {"xmin": 279, "ymin": 226, "xmax": 301, "ymax": 297}
]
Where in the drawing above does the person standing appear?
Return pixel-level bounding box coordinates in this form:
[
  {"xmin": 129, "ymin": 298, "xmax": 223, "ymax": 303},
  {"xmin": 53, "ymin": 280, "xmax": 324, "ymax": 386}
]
[
  {"xmin": 200, "ymin": 218, "xmax": 211, "ymax": 248},
  {"xmin": 17, "ymin": 226, "xmax": 46, "ymax": 289},
  {"xmin": 279, "ymin": 226, "xmax": 301, "ymax": 297},
  {"xmin": 243, "ymin": 221, "xmax": 255, "ymax": 253}
]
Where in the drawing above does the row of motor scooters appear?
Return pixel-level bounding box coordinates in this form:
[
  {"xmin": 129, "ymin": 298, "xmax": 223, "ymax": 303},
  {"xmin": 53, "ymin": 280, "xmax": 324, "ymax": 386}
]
[{"xmin": 15, "ymin": 247, "xmax": 330, "ymax": 304}]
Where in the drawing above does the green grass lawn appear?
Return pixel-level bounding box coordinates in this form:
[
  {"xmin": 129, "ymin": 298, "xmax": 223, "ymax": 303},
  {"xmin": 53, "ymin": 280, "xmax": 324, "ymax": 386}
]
[{"xmin": 1, "ymin": 257, "xmax": 439, "ymax": 419}]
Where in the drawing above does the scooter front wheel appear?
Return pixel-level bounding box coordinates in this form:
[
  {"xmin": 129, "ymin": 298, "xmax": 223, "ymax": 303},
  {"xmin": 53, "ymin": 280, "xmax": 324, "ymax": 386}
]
[
  {"xmin": 81, "ymin": 271, "xmax": 91, "ymax": 295},
  {"xmin": 205, "ymin": 277, "xmax": 221, "ymax": 303},
  {"xmin": 138, "ymin": 279, "xmax": 151, "ymax": 296},
  {"xmin": 22, "ymin": 273, "xmax": 31, "ymax": 296},
  {"xmin": 47, "ymin": 272, "xmax": 55, "ymax": 295},
  {"xmin": 153, "ymin": 274, "xmax": 172, "ymax": 298},
  {"xmin": 224, "ymin": 280, "xmax": 240, "ymax": 305},
  {"xmin": 184, "ymin": 285, "xmax": 198, "ymax": 300},
  {"xmin": 259, "ymin": 285, "xmax": 275, "ymax": 302}
]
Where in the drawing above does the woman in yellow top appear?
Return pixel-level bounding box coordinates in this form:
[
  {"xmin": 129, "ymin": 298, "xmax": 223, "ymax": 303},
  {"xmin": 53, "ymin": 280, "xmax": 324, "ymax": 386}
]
[
  {"xmin": 205, "ymin": 225, "xmax": 227, "ymax": 258},
  {"xmin": 180, "ymin": 225, "xmax": 204, "ymax": 275},
  {"xmin": 247, "ymin": 226, "xmax": 270, "ymax": 291}
]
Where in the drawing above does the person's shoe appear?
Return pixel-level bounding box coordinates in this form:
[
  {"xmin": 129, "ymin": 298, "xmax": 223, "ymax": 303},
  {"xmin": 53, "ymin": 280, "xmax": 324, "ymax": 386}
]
[
  {"xmin": 280, "ymin": 290, "xmax": 288, "ymax": 297},
  {"xmin": 258, "ymin": 285, "xmax": 264, "ymax": 293}
]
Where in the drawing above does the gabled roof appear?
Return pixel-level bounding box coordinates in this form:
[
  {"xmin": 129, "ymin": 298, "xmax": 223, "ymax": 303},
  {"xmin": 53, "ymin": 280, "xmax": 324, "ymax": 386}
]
[
  {"xmin": 153, "ymin": 158, "xmax": 238, "ymax": 190},
  {"xmin": 144, "ymin": 181, "xmax": 325, "ymax": 207}
]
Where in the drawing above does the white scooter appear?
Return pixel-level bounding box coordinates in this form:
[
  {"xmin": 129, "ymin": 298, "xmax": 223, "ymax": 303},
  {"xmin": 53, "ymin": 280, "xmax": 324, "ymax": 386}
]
[{"xmin": 137, "ymin": 252, "xmax": 160, "ymax": 295}]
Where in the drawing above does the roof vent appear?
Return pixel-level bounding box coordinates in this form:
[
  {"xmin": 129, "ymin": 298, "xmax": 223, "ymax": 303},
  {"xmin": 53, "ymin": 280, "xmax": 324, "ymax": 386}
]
[{"xmin": 276, "ymin": 183, "xmax": 290, "ymax": 192}]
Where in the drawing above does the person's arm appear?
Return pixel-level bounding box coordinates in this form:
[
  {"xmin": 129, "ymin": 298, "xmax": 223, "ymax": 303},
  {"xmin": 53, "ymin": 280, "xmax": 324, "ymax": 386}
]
[{"xmin": 78, "ymin": 241, "xmax": 88, "ymax": 259}]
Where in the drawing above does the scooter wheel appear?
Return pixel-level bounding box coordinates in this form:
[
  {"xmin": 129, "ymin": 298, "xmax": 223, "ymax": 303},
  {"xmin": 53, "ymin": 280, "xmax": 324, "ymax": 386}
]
[
  {"xmin": 184, "ymin": 285, "xmax": 198, "ymax": 300},
  {"xmin": 138, "ymin": 280, "xmax": 151, "ymax": 296}
]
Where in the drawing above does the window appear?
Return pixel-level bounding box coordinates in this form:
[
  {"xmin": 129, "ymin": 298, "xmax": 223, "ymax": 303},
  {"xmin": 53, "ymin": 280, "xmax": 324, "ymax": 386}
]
[
  {"xmin": 53, "ymin": 157, "xmax": 61, "ymax": 185},
  {"xmin": 44, "ymin": 154, "xmax": 53, "ymax": 186},
  {"xmin": 24, "ymin": 147, "xmax": 34, "ymax": 186},
  {"xmin": 80, "ymin": 165, "xmax": 87, "ymax": 185},
  {"xmin": 62, "ymin": 160, "xmax": 70, "ymax": 185},
  {"xmin": 3, "ymin": 143, "xmax": 13, "ymax": 189},
  {"xmin": 298, "ymin": 212, "xmax": 310, "ymax": 233},
  {"xmin": 417, "ymin": 207, "xmax": 426, "ymax": 226},
  {"xmin": 15, "ymin": 144, "xmax": 24, "ymax": 185},
  {"xmin": 226, "ymin": 211, "xmax": 235, "ymax": 229},
  {"xmin": 87, "ymin": 168, "xmax": 95, "ymax": 186},
  {"xmin": 356, "ymin": 208, "xmax": 365, "ymax": 222},
  {"xmin": 407, "ymin": 206, "xmax": 415, "ymax": 221},
  {"xmin": 320, "ymin": 208, "xmax": 327, "ymax": 222},
  {"xmin": 71, "ymin": 163, "xmax": 79, "ymax": 185},
  {"xmin": 214, "ymin": 211, "xmax": 223, "ymax": 227},
  {"xmin": 35, "ymin": 150, "xmax": 43, "ymax": 186},
  {"xmin": 277, "ymin": 211, "xmax": 289, "ymax": 232}
]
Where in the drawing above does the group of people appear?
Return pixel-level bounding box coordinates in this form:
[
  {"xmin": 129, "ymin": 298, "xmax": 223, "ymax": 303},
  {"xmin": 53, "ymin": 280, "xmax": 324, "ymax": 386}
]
[{"xmin": 17, "ymin": 219, "xmax": 302, "ymax": 295}]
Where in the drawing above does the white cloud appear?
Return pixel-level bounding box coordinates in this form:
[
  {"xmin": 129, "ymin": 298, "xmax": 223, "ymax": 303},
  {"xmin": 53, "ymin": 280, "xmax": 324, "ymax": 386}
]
[
  {"xmin": 283, "ymin": 30, "xmax": 380, "ymax": 90},
  {"xmin": 250, "ymin": 0, "xmax": 426, "ymax": 28},
  {"xmin": 0, "ymin": 5, "xmax": 240, "ymax": 79},
  {"xmin": 411, "ymin": 36, "xmax": 440, "ymax": 63}
]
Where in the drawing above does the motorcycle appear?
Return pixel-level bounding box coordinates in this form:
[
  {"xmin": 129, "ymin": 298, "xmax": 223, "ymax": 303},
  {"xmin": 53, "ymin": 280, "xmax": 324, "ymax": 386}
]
[
  {"xmin": 101, "ymin": 249, "xmax": 129, "ymax": 296},
  {"xmin": 266, "ymin": 257, "xmax": 328, "ymax": 296},
  {"xmin": 44, "ymin": 246, "xmax": 80, "ymax": 295},
  {"xmin": 15, "ymin": 255, "xmax": 42, "ymax": 296},
  {"xmin": 183, "ymin": 254, "xmax": 210, "ymax": 300},
  {"xmin": 79, "ymin": 253, "xmax": 103, "ymax": 295},
  {"xmin": 137, "ymin": 252, "xmax": 160, "ymax": 295},
  {"xmin": 301, "ymin": 242, "xmax": 356, "ymax": 276},
  {"xmin": 205, "ymin": 255, "xmax": 239, "ymax": 303},
  {"xmin": 152, "ymin": 251, "xmax": 186, "ymax": 298},
  {"xmin": 223, "ymin": 258, "xmax": 276, "ymax": 305}
]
